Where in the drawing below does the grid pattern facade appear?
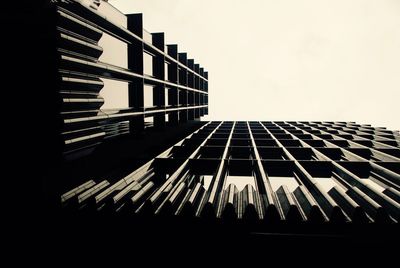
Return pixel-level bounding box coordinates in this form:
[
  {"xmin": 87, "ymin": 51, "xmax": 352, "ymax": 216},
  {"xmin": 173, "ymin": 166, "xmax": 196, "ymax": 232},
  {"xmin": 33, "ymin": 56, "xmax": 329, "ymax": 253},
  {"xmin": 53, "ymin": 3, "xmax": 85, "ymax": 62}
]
[
  {"xmin": 62, "ymin": 121, "xmax": 400, "ymax": 226},
  {"xmin": 48, "ymin": 1, "xmax": 208, "ymax": 158}
]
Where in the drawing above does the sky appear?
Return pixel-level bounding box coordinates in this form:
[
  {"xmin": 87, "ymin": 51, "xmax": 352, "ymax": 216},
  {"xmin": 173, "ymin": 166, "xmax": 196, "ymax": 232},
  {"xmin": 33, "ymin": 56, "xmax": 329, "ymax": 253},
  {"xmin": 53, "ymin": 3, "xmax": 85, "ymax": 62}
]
[{"xmin": 110, "ymin": 0, "xmax": 400, "ymax": 130}]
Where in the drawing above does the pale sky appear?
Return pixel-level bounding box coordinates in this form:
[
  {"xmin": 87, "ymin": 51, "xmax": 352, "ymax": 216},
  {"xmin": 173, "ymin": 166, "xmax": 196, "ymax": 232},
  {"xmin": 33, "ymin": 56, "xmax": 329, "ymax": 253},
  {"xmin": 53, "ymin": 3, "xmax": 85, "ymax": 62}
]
[{"xmin": 110, "ymin": 0, "xmax": 399, "ymax": 130}]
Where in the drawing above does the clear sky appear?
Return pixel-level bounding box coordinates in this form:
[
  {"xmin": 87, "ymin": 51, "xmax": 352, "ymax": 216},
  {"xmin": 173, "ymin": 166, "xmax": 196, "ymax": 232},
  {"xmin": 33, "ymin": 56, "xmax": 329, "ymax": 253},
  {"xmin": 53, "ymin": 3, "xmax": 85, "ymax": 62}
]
[{"xmin": 110, "ymin": 0, "xmax": 399, "ymax": 130}]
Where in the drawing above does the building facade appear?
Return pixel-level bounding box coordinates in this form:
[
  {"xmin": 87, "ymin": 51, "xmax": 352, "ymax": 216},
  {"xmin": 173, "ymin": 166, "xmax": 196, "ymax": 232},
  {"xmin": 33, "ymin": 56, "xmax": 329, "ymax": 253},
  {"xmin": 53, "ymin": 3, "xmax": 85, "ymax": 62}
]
[
  {"xmin": 62, "ymin": 120, "xmax": 400, "ymax": 233},
  {"xmin": 42, "ymin": 0, "xmax": 208, "ymax": 160},
  {"xmin": 41, "ymin": 1, "xmax": 399, "ymax": 239}
]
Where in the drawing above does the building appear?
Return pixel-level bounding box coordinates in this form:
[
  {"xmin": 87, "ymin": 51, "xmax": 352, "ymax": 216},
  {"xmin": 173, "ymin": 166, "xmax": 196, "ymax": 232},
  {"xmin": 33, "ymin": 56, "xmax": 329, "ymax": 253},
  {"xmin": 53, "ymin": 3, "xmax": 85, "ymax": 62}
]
[
  {"xmin": 38, "ymin": 0, "xmax": 208, "ymax": 160},
  {"xmin": 29, "ymin": 0, "xmax": 209, "ymax": 208},
  {"xmin": 62, "ymin": 121, "xmax": 400, "ymax": 237},
  {"xmin": 31, "ymin": 1, "xmax": 399, "ymax": 250}
]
